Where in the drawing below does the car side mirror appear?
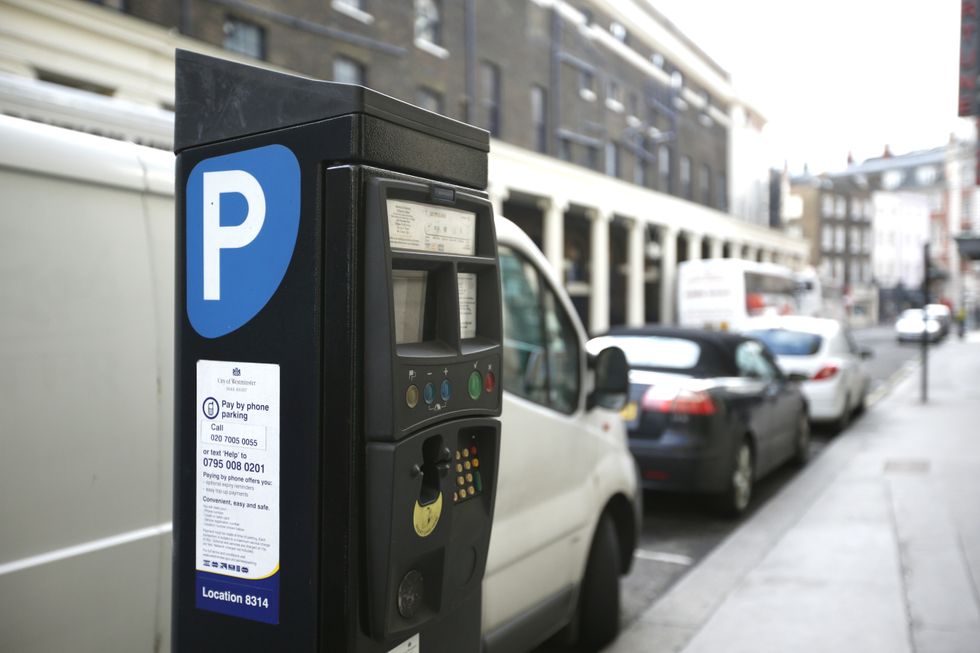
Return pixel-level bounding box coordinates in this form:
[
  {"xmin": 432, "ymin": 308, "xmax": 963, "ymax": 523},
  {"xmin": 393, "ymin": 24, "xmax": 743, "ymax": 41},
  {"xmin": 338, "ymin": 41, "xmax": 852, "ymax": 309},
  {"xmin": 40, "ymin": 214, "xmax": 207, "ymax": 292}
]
[
  {"xmin": 587, "ymin": 346, "xmax": 629, "ymax": 411},
  {"xmin": 859, "ymin": 347, "xmax": 874, "ymax": 360}
]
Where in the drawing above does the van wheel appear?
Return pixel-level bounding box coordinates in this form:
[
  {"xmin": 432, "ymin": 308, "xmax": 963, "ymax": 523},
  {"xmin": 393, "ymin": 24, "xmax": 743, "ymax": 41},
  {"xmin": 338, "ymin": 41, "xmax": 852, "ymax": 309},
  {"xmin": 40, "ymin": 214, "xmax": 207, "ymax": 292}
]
[
  {"xmin": 577, "ymin": 512, "xmax": 621, "ymax": 650},
  {"xmin": 716, "ymin": 440, "xmax": 753, "ymax": 518}
]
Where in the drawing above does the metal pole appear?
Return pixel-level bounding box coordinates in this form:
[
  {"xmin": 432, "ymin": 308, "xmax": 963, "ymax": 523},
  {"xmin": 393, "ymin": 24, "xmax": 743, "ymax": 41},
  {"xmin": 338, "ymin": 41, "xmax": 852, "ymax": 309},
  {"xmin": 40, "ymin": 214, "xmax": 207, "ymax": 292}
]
[{"xmin": 921, "ymin": 242, "xmax": 929, "ymax": 403}]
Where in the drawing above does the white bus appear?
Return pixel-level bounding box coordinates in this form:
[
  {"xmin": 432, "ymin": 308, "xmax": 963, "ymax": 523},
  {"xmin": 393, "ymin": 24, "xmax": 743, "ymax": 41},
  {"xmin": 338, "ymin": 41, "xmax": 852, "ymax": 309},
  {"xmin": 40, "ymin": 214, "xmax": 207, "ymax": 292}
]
[
  {"xmin": 677, "ymin": 258, "xmax": 799, "ymax": 330},
  {"xmin": 794, "ymin": 266, "xmax": 846, "ymax": 321}
]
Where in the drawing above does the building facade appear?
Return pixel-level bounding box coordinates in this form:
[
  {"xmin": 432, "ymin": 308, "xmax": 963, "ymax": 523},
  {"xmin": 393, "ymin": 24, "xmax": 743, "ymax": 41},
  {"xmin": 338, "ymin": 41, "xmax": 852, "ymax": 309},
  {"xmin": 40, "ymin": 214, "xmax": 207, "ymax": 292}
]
[{"xmin": 0, "ymin": 0, "xmax": 808, "ymax": 332}]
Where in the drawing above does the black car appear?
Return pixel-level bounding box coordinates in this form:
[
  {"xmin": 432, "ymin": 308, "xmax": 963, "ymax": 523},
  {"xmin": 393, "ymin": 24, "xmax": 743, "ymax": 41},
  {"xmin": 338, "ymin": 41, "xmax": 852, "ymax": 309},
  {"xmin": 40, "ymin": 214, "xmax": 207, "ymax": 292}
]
[{"xmin": 589, "ymin": 326, "xmax": 810, "ymax": 515}]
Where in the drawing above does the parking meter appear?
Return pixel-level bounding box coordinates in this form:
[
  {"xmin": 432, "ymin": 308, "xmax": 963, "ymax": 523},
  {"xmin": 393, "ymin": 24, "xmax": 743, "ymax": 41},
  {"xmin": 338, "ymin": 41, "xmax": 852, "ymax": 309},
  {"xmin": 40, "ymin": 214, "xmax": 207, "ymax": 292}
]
[{"xmin": 172, "ymin": 51, "xmax": 501, "ymax": 652}]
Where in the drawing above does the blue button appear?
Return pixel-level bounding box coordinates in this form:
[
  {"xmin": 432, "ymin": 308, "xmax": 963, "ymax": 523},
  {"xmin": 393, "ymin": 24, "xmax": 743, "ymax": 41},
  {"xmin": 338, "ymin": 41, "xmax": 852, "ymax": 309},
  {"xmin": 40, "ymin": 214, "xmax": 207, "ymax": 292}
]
[
  {"xmin": 423, "ymin": 383, "xmax": 435, "ymax": 405},
  {"xmin": 441, "ymin": 379, "xmax": 452, "ymax": 401}
]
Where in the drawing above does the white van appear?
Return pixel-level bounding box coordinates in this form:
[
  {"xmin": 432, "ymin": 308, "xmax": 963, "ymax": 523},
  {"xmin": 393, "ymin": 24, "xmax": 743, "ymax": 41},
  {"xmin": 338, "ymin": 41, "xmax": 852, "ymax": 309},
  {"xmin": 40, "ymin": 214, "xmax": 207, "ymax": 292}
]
[{"xmin": 0, "ymin": 114, "xmax": 639, "ymax": 652}]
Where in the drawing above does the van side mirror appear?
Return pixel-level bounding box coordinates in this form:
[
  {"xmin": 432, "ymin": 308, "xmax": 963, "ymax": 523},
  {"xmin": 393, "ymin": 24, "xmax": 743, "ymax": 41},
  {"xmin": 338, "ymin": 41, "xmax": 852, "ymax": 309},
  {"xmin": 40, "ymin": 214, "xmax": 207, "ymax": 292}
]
[{"xmin": 587, "ymin": 346, "xmax": 629, "ymax": 411}]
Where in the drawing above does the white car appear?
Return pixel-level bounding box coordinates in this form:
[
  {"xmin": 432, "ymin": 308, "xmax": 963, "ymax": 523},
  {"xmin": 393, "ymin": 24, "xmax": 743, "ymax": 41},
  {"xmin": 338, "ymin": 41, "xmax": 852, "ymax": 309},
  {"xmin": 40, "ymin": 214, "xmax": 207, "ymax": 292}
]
[
  {"xmin": 0, "ymin": 115, "xmax": 640, "ymax": 653},
  {"xmin": 737, "ymin": 316, "xmax": 872, "ymax": 430},
  {"xmin": 895, "ymin": 308, "xmax": 942, "ymax": 343}
]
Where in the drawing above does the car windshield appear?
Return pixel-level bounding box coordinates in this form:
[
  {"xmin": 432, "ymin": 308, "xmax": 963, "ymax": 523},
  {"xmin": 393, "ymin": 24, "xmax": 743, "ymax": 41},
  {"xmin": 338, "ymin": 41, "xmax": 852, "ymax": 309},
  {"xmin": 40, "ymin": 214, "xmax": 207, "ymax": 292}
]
[
  {"xmin": 745, "ymin": 329, "xmax": 822, "ymax": 356},
  {"xmin": 592, "ymin": 335, "xmax": 702, "ymax": 370},
  {"xmin": 899, "ymin": 309, "xmax": 924, "ymax": 320}
]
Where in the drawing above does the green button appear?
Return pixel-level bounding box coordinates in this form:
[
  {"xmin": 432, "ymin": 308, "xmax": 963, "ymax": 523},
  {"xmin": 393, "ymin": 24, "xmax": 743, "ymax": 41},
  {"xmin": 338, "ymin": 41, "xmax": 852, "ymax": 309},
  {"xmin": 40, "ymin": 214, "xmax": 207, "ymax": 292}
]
[
  {"xmin": 468, "ymin": 371, "xmax": 482, "ymax": 400},
  {"xmin": 474, "ymin": 471, "xmax": 482, "ymax": 493}
]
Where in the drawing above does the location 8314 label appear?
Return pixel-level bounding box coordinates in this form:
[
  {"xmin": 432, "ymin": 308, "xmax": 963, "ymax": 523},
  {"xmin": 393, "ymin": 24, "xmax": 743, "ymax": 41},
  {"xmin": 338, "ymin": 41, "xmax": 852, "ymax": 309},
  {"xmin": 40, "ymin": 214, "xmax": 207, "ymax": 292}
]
[{"xmin": 195, "ymin": 360, "xmax": 280, "ymax": 624}]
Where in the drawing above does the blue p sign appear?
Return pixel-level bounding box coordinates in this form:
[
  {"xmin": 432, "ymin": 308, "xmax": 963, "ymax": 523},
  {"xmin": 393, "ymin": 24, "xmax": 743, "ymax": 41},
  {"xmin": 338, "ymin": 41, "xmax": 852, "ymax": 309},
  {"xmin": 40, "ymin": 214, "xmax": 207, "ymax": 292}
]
[{"xmin": 186, "ymin": 145, "xmax": 300, "ymax": 338}]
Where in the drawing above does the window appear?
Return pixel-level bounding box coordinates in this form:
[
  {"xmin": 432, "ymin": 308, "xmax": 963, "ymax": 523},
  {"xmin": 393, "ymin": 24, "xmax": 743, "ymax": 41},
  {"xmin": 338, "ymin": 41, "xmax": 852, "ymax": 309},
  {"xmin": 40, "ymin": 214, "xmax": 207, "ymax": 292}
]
[
  {"xmin": 835, "ymin": 226, "xmax": 845, "ymax": 251},
  {"xmin": 717, "ymin": 173, "xmax": 727, "ymax": 210},
  {"xmin": 586, "ymin": 145, "xmax": 599, "ymax": 171},
  {"xmin": 634, "ymin": 156, "xmax": 646, "ymax": 186},
  {"xmin": 415, "ymin": 0, "xmax": 441, "ymax": 44},
  {"xmin": 416, "ymin": 87, "xmax": 443, "ymax": 114},
  {"xmin": 651, "ymin": 52, "xmax": 665, "ymax": 69},
  {"xmin": 835, "ymin": 196, "xmax": 846, "ymax": 218},
  {"xmin": 628, "ymin": 92, "xmax": 639, "ymax": 117},
  {"xmin": 850, "ymin": 260, "xmax": 860, "ymax": 284},
  {"xmin": 659, "ymin": 145, "xmax": 671, "ymax": 192},
  {"xmin": 531, "ymin": 85, "xmax": 547, "ymax": 153},
  {"xmin": 500, "ymin": 246, "xmax": 580, "ymax": 414},
  {"xmin": 680, "ymin": 156, "xmax": 692, "ymax": 199},
  {"xmin": 850, "ymin": 227, "xmax": 859, "ymax": 253},
  {"xmin": 670, "ymin": 70, "xmax": 683, "ymax": 90},
  {"xmin": 834, "ymin": 258, "xmax": 843, "ymax": 281},
  {"xmin": 480, "ymin": 61, "xmax": 501, "ymax": 136},
  {"xmin": 735, "ymin": 340, "xmax": 777, "ymax": 381},
  {"xmin": 559, "ymin": 138, "xmax": 572, "ymax": 162},
  {"xmin": 605, "ymin": 142, "xmax": 620, "ymax": 177},
  {"xmin": 700, "ymin": 163, "xmax": 711, "ymax": 205},
  {"xmin": 579, "ymin": 69, "xmax": 595, "ymax": 101},
  {"xmin": 223, "ymin": 17, "xmax": 265, "ymax": 60},
  {"xmin": 822, "ymin": 224, "xmax": 833, "ymax": 250},
  {"xmin": 333, "ymin": 56, "xmax": 365, "ymax": 85},
  {"xmin": 605, "ymin": 78, "xmax": 623, "ymax": 110},
  {"xmin": 821, "ymin": 194, "xmax": 834, "ymax": 217}
]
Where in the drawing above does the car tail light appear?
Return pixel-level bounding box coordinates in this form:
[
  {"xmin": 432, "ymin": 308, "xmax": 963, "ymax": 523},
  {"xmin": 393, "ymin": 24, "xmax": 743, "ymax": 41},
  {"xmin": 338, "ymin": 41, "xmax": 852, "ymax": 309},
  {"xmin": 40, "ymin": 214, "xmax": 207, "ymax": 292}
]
[
  {"xmin": 812, "ymin": 365, "xmax": 839, "ymax": 381},
  {"xmin": 672, "ymin": 389, "xmax": 717, "ymax": 415},
  {"xmin": 641, "ymin": 387, "xmax": 716, "ymax": 415}
]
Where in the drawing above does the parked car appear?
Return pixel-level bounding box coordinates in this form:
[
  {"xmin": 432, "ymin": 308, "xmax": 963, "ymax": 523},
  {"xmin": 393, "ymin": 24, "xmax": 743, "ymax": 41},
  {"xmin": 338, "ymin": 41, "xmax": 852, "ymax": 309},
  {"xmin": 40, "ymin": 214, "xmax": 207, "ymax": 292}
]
[
  {"xmin": 0, "ymin": 114, "xmax": 640, "ymax": 653},
  {"xmin": 925, "ymin": 303, "xmax": 952, "ymax": 338},
  {"xmin": 737, "ymin": 316, "xmax": 872, "ymax": 431},
  {"xmin": 895, "ymin": 308, "xmax": 942, "ymax": 343},
  {"xmin": 588, "ymin": 327, "xmax": 809, "ymax": 516}
]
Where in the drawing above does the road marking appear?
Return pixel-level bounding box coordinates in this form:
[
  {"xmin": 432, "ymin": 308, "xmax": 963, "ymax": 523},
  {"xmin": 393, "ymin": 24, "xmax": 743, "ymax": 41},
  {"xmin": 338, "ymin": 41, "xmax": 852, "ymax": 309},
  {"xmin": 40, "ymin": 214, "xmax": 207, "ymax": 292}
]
[
  {"xmin": 867, "ymin": 359, "xmax": 919, "ymax": 408},
  {"xmin": 634, "ymin": 549, "xmax": 694, "ymax": 566},
  {"xmin": 0, "ymin": 522, "xmax": 172, "ymax": 577}
]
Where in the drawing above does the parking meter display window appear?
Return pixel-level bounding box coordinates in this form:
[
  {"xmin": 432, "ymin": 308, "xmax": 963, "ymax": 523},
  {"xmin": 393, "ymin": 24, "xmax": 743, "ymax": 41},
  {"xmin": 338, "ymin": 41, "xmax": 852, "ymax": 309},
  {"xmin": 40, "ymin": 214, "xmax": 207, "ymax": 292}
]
[{"xmin": 393, "ymin": 270, "xmax": 427, "ymax": 344}]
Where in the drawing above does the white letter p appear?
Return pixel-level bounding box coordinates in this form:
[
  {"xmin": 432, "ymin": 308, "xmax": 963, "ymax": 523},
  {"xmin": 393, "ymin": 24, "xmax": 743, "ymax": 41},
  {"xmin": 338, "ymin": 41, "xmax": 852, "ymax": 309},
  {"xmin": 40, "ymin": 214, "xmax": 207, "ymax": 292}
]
[{"xmin": 202, "ymin": 170, "xmax": 266, "ymax": 301}]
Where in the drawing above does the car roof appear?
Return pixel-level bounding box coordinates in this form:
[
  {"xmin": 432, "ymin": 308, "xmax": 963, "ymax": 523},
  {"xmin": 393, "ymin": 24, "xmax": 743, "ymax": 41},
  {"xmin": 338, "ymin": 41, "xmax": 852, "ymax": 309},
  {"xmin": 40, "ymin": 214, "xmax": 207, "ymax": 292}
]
[
  {"xmin": 736, "ymin": 315, "xmax": 841, "ymax": 337},
  {"xmin": 597, "ymin": 326, "xmax": 756, "ymax": 377}
]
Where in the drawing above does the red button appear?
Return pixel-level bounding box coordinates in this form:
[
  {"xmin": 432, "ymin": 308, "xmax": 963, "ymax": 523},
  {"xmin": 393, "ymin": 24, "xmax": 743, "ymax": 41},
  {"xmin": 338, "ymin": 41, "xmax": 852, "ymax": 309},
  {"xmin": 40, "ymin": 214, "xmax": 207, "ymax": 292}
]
[
  {"xmin": 470, "ymin": 445, "xmax": 478, "ymax": 456},
  {"xmin": 484, "ymin": 370, "xmax": 496, "ymax": 393}
]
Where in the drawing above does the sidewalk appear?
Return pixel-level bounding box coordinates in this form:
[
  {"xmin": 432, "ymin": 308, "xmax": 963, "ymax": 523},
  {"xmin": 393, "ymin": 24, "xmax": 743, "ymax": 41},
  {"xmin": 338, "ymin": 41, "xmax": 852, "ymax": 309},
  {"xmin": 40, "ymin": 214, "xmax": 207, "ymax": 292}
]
[{"xmin": 609, "ymin": 334, "xmax": 980, "ymax": 653}]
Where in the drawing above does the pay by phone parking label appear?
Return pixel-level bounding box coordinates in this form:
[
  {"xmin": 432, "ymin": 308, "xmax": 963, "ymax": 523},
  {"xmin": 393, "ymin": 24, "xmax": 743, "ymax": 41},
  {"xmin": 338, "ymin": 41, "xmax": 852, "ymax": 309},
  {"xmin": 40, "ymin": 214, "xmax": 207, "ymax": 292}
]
[{"xmin": 195, "ymin": 360, "xmax": 280, "ymax": 624}]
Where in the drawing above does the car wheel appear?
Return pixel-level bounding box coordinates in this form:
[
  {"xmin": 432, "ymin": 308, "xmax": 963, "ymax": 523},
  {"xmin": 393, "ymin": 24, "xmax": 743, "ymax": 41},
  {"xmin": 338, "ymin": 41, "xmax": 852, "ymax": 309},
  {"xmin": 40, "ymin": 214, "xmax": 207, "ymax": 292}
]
[
  {"xmin": 792, "ymin": 414, "xmax": 810, "ymax": 467},
  {"xmin": 717, "ymin": 440, "xmax": 754, "ymax": 517},
  {"xmin": 577, "ymin": 512, "xmax": 621, "ymax": 650}
]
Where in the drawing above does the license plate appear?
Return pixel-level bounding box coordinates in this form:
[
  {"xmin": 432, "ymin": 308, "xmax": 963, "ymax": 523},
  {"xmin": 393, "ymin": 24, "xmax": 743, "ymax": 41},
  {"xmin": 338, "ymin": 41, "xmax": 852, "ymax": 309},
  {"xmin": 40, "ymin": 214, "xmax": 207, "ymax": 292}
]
[{"xmin": 620, "ymin": 402, "xmax": 638, "ymax": 421}]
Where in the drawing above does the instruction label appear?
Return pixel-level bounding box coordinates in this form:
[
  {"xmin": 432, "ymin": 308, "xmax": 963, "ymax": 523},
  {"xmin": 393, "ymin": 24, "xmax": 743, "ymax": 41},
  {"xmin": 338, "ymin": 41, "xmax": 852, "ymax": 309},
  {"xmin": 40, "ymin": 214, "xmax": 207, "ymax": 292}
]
[
  {"xmin": 387, "ymin": 199, "xmax": 476, "ymax": 256},
  {"xmin": 195, "ymin": 360, "xmax": 280, "ymax": 624},
  {"xmin": 458, "ymin": 272, "xmax": 477, "ymax": 339}
]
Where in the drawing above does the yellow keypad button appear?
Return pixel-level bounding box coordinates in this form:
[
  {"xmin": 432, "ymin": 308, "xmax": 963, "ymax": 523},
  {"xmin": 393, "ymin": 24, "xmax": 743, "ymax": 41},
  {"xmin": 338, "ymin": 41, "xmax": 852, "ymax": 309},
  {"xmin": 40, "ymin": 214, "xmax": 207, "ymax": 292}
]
[
  {"xmin": 458, "ymin": 490, "xmax": 467, "ymax": 500},
  {"xmin": 468, "ymin": 486, "xmax": 475, "ymax": 496},
  {"xmin": 457, "ymin": 477, "xmax": 465, "ymax": 486},
  {"xmin": 464, "ymin": 461, "xmax": 471, "ymax": 470},
  {"xmin": 456, "ymin": 463, "xmax": 463, "ymax": 473},
  {"xmin": 462, "ymin": 449, "xmax": 469, "ymax": 458},
  {"xmin": 455, "ymin": 450, "xmax": 461, "ymax": 460},
  {"xmin": 466, "ymin": 473, "xmax": 473, "ymax": 483},
  {"xmin": 472, "ymin": 458, "xmax": 479, "ymax": 468}
]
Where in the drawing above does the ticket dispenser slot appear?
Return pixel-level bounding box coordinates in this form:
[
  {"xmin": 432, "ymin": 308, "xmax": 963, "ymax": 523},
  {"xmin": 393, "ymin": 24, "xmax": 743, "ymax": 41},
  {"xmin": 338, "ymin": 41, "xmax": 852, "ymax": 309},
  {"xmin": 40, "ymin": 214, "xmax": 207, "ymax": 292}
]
[{"xmin": 172, "ymin": 51, "xmax": 500, "ymax": 653}]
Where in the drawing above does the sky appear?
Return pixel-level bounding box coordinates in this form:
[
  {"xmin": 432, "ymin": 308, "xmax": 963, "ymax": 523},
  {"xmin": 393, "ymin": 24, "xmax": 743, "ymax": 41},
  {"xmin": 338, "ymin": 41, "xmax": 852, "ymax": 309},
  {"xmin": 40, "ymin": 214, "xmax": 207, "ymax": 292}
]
[{"xmin": 650, "ymin": 0, "xmax": 973, "ymax": 175}]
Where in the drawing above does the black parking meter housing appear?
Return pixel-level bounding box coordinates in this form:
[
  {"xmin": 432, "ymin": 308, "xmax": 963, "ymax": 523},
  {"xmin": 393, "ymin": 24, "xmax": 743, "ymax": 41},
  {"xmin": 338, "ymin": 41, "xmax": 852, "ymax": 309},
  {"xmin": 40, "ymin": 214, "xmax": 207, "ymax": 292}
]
[{"xmin": 172, "ymin": 51, "xmax": 501, "ymax": 652}]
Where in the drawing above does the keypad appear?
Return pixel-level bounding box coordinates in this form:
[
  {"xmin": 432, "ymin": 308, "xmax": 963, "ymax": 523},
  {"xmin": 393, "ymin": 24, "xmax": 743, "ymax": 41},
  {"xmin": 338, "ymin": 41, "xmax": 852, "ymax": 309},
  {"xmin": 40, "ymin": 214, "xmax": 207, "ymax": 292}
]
[{"xmin": 452, "ymin": 442, "xmax": 483, "ymax": 504}]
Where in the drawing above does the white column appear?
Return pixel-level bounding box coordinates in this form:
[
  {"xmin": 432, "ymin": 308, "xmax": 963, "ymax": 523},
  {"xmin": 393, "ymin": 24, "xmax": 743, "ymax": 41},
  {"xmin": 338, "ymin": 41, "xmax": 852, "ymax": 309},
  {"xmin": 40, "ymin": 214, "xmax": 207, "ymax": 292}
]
[
  {"xmin": 744, "ymin": 245, "xmax": 758, "ymax": 262},
  {"xmin": 589, "ymin": 210, "xmax": 611, "ymax": 334},
  {"xmin": 659, "ymin": 226, "xmax": 678, "ymax": 325},
  {"xmin": 731, "ymin": 242, "xmax": 745, "ymax": 260},
  {"xmin": 709, "ymin": 237, "xmax": 724, "ymax": 259},
  {"xmin": 541, "ymin": 196, "xmax": 567, "ymax": 279},
  {"xmin": 687, "ymin": 232, "xmax": 703, "ymax": 262},
  {"xmin": 627, "ymin": 218, "xmax": 646, "ymax": 326},
  {"xmin": 759, "ymin": 249, "xmax": 772, "ymax": 264},
  {"xmin": 488, "ymin": 185, "xmax": 509, "ymax": 221}
]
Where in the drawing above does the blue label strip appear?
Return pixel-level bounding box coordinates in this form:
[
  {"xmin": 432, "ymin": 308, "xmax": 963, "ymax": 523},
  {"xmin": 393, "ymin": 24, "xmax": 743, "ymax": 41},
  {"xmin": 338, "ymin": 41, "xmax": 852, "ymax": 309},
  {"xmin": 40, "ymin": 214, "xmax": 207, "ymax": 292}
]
[{"xmin": 196, "ymin": 571, "xmax": 280, "ymax": 624}]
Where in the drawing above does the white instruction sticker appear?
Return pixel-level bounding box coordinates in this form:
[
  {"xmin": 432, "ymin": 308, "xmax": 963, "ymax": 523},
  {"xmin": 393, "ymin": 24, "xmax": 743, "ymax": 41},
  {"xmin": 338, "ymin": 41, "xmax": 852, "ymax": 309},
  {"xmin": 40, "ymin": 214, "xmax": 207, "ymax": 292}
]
[
  {"xmin": 195, "ymin": 360, "xmax": 280, "ymax": 623},
  {"xmin": 458, "ymin": 272, "xmax": 477, "ymax": 339},
  {"xmin": 387, "ymin": 199, "xmax": 476, "ymax": 255},
  {"xmin": 388, "ymin": 633, "xmax": 420, "ymax": 653}
]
